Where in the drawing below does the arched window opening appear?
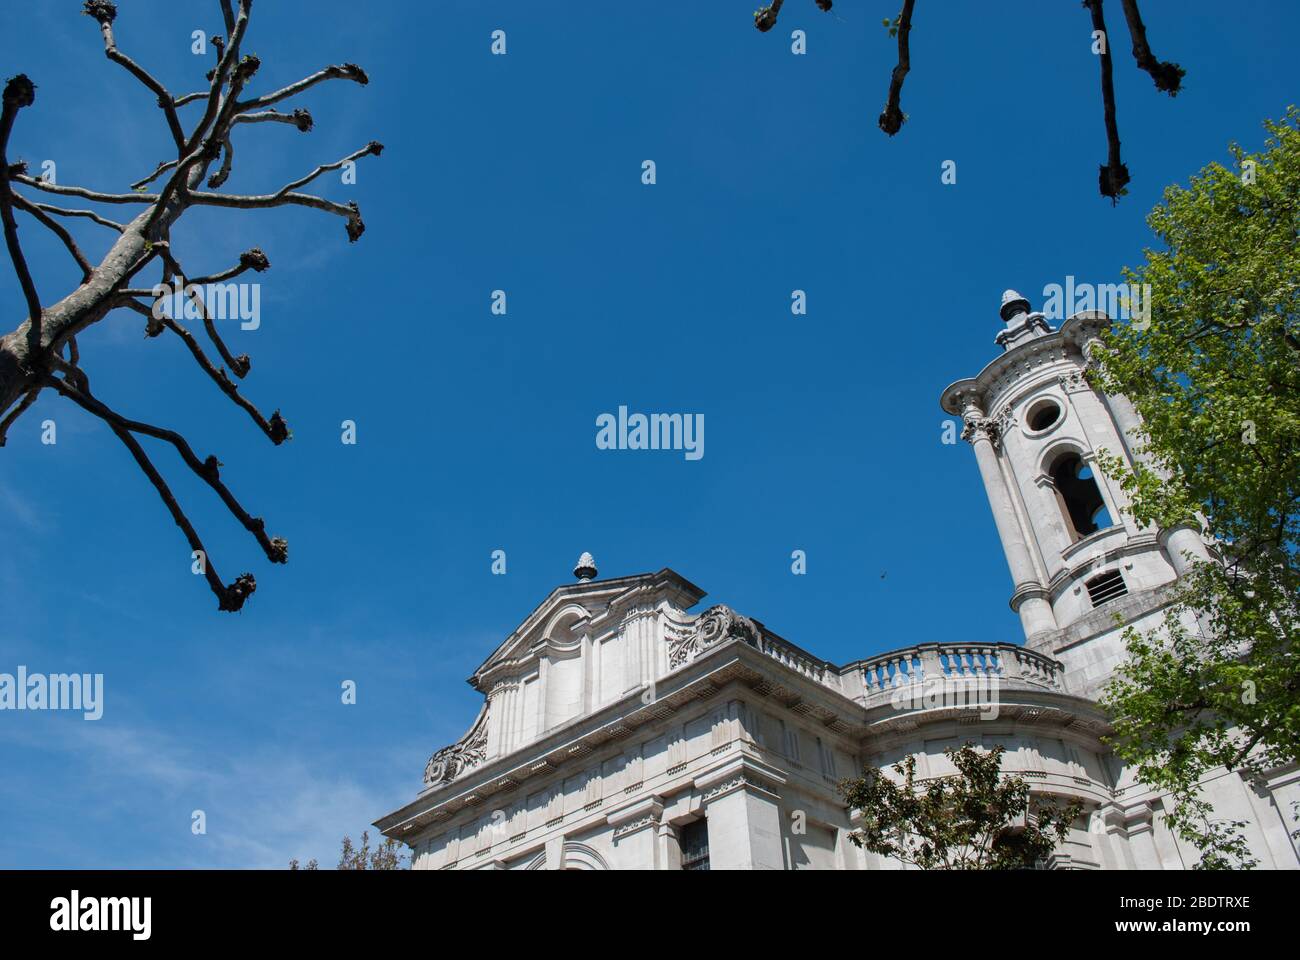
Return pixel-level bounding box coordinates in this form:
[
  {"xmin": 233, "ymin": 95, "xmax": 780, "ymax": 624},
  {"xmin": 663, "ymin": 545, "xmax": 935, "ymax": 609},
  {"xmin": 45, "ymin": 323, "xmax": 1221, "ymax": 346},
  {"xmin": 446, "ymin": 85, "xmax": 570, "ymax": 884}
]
[{"xmin": 1049, "ymin": 453, "xmax": 1112, "ymax": 542}]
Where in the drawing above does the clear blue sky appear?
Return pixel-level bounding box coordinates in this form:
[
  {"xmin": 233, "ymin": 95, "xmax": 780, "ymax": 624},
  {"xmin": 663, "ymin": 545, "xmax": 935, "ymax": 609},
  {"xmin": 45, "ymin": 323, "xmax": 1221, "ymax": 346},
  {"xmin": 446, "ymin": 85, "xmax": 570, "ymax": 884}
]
[{"xmin": 0, "ymin": 1, "xmax": 1295, "ymax": 867}]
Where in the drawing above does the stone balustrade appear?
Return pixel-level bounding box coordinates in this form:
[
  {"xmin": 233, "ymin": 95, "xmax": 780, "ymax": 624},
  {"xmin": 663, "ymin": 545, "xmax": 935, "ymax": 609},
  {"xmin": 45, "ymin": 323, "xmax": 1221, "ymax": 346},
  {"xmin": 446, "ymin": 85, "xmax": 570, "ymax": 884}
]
[
  {"xmin": 854, "ymin": 642, "xmax": 1063, "ymax": 705},
  {"xmin": 751, "ymin": 632, "xmax": 837, "ymax": 688}
]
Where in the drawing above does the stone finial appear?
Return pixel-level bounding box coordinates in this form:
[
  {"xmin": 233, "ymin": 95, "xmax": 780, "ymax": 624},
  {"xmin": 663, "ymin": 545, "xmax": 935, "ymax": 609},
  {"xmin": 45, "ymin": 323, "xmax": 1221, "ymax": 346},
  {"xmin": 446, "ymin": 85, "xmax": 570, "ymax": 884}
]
[
  {"xmin": 574, "ymin": 552, "xmax": 598, "ymax": 582},
  {"xmin": 1000, "ymin": 289, "xmax": 1031, "ymax": 321}
]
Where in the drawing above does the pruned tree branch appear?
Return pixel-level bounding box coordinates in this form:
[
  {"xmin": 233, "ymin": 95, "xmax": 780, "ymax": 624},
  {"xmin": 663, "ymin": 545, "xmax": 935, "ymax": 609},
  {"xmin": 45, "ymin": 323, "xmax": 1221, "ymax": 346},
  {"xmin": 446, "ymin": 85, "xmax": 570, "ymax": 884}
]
[
  {"xmin": 746, "ymin": 0, "xmax": 1182, "ymax": 202},
  {"xmin": 11, "ymin": 193, "xmax": 94, "ymax": 281},
  {"xmin": 46, "ymin": 370, "xmax": 262, "ymax": 611},
  {"xmin": 234, "ymin": 107, "xmax": 313, "ymax": 131},
  {"xmin": 157, "ymin": 244, "xmax": 265, "ymax": 380},
  {"xmin": 1, "ymin": 75, "xmax": 43, "ymax": 358},
  {"xmin": 132, "ymin": 159, "xmax": 180, "ymax": 192},
  {"xmin": 83, "ymin": 0, "xmax": 187, "ymax": 150},
  {"xmin": 1119, "ymin": 0, "xmax": 1185, "ymax": 94},
  {"xmin": 1084, "ymin": 0, "xmax": 1131, "ymax": 202},
  {"xmin": 11, "ymin": 172, "xmax": 156, "ymax": 204},
  {"xmin": 0, "ymin": 387, "xmax": 38, "ymax": 447},
  {"xmin": 1, "ymin": 0, "xmax": 380, "ymax": 611},
  {"xmin": 190, "ymin": 189, "xmax": 367, "ymax": 241},
  {"xmin": 236, "ymin": 62, "xmax": 369, "ymax": 112},
  {"xmin": 19, "ymin": 199, "xmax": 126, "ymax": 232},
  {"xmin": 879, "ymin": 0, "xmax": 916, "ymax": 136}
]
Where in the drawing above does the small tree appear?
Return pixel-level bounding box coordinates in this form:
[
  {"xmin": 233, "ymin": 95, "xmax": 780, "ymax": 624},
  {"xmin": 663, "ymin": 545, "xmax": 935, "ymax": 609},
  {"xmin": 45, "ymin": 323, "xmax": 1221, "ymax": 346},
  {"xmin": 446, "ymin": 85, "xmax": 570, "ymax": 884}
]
[
  {"xmin": 289, "ymin": 830, "xmax": 406, "ymax": 870},
  {"xmin": 839, "ymin": 744, "xmax": 1082, "ymax": 870}
]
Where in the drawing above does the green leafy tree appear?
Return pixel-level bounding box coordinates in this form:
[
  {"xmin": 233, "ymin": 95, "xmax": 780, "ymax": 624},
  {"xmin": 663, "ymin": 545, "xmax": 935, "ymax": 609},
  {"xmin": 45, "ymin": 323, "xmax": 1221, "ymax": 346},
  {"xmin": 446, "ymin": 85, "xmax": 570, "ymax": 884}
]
[
  {"xmin": 839, "ymin": 744, "xmax": 1082, "ymax": 870},
  {"xmin": 1095, "ymin": 108, "xmax": 1300, "ymax": 869},
  {"xmin": 288, "ymin": 830, "xmax": 406, "ymax": 870}
]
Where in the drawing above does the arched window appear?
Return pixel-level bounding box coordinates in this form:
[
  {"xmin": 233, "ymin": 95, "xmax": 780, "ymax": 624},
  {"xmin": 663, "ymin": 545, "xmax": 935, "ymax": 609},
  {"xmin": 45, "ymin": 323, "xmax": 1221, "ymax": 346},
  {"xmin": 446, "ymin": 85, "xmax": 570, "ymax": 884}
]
[{"xmin": 1048, "ymin": 452, "xmax": 1113, "ymax": 542}]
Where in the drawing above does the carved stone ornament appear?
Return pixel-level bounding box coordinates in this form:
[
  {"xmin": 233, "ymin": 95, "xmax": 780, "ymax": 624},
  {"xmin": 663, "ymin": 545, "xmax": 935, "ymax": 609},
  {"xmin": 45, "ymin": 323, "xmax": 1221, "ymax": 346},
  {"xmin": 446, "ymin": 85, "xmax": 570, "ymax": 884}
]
[
  {"xmin": 960, "ymin": 417, "xmax": 1001, "ymax": 449},
  {"xmin": 1058, "ymin": 368, "xmax": 1090, "ymax": 394},
  {"xmin": 424, "ymin": 704, "xmax": 489, "ymax": 786},
  {"xmin": 669, "ymin": 604, "xmax": 761, "ymax": 668}
]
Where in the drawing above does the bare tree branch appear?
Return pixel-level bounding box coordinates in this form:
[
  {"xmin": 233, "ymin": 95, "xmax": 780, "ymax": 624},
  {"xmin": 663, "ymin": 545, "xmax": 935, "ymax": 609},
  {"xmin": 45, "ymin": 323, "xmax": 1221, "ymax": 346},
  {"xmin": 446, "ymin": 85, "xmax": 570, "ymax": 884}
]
[
  {"xmin": 236, "ymin": 62, "xmax": 369, "ymax": 112},
  {"xmin": 46, "ymin": 368, "xmax": 286, "ymax": 564},
  {"xmin": 1119, "ymin": 0, "xmax": 1185, "ymax": 94},
  {"xmin": 754, "ymin": 0, "xmax": 785, "ymax": 32},
  {"xmin": 46, "ymin": 370, "xmax": 260, "ymax": 611},
  {"xmin": 234, "ymin": 108, "xmax": 313, "ymax": 131},
  {"xmin": 879, "ymin": 0, "xmax": 917, "ymax": 136},
  {"xmin": 120, "ymin": 290, "xmax": 286, "ymax": 444},
  {"xmin": 82, "ymin": 0, "xmax": 187, "ymax": 150},
  {"xmin": 11, "ymin": 172, "xmax": 156, "ymax": 204},
  {"xmin": 158, "ymin": 244, "xmax": 268, "ymax": 380},
  {"xmin": 274, "ymin": 141, "xmax": 383, "ymax": 197},
  {"xmin": 1084, "ymin": 0, "xmax": 1130, "ymax": 201},
  {"xmin": 209, "ymin": 136, "xmax": 234, "ymax": 189},
  {"xmin": 11, "ymin": 193, "xmax": 94, "ymax": 281},
  {"xmin": 219, "ymin": 0, "xmax": 236, "ymax": 35},
  {"xmin": 2, "ymin": 76, "xmax": 43, "ymax": 358},
  {"xmin": 0, "ymin": 386, "xmax": 38, "ymax": 446},
  {"xmin": 190, "ymin": 189, "xmax": 367, "ymax": 241},
  {"xmin": 131, "ymin": 159, "xmax": 180, "ymax": 191},
  {"xmin": 1, "ymin": 0, "xmax": 379, "ymax": 611},
  {"xmin": 15, "ymin": 199, "xmax": 124, "ymax": 232}
]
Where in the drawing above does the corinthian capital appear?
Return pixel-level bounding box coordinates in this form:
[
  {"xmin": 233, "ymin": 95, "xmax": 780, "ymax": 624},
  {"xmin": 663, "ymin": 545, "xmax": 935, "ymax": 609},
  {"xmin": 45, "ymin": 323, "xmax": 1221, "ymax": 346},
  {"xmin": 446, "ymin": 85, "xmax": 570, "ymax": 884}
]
[{"xmin": 960, "ymin": 415, "xmax": 1001, "ymax": 448}]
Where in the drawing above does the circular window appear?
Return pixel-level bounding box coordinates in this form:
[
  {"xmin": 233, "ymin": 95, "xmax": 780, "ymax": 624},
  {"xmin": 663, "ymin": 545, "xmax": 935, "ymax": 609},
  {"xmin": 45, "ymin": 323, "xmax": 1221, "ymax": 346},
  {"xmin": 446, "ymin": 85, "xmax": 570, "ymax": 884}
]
[{"xmin": 1024, "ymin": 398, "xmax": 1063, "ymax": 433}]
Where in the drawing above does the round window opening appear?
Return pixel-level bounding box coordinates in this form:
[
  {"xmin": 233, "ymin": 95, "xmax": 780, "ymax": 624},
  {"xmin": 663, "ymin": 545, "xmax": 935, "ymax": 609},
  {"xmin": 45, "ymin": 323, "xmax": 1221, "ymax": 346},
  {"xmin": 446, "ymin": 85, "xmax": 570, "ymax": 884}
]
[{"xmin": 1025, "ymin": 398, "xmax": 1063, "ymax": 432}]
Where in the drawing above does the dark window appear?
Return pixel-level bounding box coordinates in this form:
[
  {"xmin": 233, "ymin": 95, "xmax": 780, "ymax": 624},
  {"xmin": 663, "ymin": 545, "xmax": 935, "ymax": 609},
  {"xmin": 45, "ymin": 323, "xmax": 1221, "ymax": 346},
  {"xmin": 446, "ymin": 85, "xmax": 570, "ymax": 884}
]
[
  {"xmin": 1049, "ymin": 453, "xmax": 1112, "ymax": 542},
  {"xmin": 1026, "ymin": 399, "xmax": 1062, "ymax": 432},
  {"xmin": 680, "ymin": 819, "xmax": 710, "ymax": 871},
  {"xmin": 1086, "ymin": 570, "xmax": 1128, "ymax": 606}
]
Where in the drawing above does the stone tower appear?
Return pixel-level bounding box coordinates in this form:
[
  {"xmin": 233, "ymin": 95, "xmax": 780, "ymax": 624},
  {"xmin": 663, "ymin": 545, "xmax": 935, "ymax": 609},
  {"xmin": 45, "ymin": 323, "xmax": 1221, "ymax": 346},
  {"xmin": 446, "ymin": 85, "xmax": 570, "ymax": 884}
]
[{"xmin": 940, "ymin": 291, "xmax": 1210, "ymax": 697}]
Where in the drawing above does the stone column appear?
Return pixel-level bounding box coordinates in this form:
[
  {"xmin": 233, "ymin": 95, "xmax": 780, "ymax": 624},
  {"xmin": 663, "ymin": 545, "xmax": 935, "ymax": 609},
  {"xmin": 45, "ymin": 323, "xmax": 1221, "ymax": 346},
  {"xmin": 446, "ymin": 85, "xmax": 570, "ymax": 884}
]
[
  {"xmin": 694, "ymin": 756, "xmax": 785, "ymax": 870},
  {"xmin": 1159, "ymin": 525, "xmax": 1211, "ymax": 577},
  {"xmin": 657, "ymin": 822, "xmax": 681, "ymax": 870},
  {"xmin": 962, "ymin": 402, "xmax": 1058, "ymax": 639}
]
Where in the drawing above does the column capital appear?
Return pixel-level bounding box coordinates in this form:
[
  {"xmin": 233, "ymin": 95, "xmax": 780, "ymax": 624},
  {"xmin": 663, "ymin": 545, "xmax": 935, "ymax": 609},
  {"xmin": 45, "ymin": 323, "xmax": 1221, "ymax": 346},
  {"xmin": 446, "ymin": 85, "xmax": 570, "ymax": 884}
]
[{"xmin": 961, "ymin": 415, "xmax": 1001, "ymax": 448}]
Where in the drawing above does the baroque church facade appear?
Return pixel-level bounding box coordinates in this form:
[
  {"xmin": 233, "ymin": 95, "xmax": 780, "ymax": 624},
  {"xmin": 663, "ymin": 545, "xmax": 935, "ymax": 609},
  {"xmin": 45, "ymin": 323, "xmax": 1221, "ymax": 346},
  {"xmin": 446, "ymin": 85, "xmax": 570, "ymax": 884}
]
[{"xmin": 374, "ymin": 293, "xmax": 1300, "ymax": 870}]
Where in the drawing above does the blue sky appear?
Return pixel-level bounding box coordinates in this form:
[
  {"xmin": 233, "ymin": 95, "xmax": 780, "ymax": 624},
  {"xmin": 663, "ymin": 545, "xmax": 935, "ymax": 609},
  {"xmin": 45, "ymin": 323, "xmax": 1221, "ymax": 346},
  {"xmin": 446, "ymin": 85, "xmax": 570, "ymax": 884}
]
[{"xmin": 0, "ymin": 1, "xmax": 1295, "ymax": 867}]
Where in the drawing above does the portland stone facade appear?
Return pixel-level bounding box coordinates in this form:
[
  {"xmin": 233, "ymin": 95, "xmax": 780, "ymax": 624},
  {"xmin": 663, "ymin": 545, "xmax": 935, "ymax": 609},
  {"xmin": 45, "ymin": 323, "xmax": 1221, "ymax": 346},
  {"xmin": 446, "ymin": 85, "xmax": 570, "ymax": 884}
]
[{"xmin": 373, "ymin": 294, "xmax": 1300, "ymax": 870}]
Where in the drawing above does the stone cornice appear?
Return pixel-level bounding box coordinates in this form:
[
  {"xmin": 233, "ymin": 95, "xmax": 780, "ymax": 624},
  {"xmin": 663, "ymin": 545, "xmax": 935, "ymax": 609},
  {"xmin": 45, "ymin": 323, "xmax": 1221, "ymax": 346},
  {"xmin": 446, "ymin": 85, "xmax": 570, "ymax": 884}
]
[
  {"xmin": 940, "ymin": 312, "xmax": 1110, "ymax": 416},
  {"xmin": 693, "ymin": 752, "xmax": 786, "ymax": 803},
  {"xmin": 605, "ymin": 795, "xmax": 664, "ymax": 837},
  {"xmin": 375, "ymin": 637, "xmax": 868, "ymax": 840}
]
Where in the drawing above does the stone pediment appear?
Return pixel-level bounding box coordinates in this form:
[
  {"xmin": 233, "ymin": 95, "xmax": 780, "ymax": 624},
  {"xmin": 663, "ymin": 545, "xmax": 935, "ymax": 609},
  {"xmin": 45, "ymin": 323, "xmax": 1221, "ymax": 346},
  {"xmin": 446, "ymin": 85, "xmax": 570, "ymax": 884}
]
[{"xmin": 468, "ymin": 568, "xmax": 705, "ymax": 693}]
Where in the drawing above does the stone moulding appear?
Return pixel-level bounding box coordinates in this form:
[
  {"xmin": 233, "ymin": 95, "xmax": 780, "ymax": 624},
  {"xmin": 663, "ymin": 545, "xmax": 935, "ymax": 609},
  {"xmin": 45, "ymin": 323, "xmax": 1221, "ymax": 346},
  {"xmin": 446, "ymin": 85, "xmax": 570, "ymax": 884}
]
[
  {"xmin": 668, "ymin": 603, "xmax": 760, "ymax": 667},
  {"xmin": 423, "ymin": 703, "xmax": 490, "ymax": 786}
]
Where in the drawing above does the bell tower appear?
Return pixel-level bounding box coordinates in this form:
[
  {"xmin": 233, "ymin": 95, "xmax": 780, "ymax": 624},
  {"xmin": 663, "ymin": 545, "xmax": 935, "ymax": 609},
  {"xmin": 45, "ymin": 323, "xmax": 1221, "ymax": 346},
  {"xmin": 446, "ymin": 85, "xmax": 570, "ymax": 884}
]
[{"xmin": 940, "ymin": 291, "xmax": 1210, "ymax": 696}]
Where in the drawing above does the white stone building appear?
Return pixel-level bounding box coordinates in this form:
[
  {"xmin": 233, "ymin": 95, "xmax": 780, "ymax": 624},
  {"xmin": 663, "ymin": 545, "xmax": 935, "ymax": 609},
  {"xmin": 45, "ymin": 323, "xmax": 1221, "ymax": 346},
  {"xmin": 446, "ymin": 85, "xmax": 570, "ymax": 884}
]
[{"xmin": 374, "ymin": 293, "xmax": 1300, "ymax": 870}]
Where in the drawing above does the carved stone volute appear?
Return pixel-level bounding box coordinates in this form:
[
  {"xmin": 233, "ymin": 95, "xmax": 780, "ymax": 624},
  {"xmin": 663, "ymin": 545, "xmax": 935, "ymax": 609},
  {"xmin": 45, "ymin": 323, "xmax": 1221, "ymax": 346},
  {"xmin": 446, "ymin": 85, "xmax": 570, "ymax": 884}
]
[{"xmin": 668, "ymin": 604, "xmax": 761, "ymax": 668}]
